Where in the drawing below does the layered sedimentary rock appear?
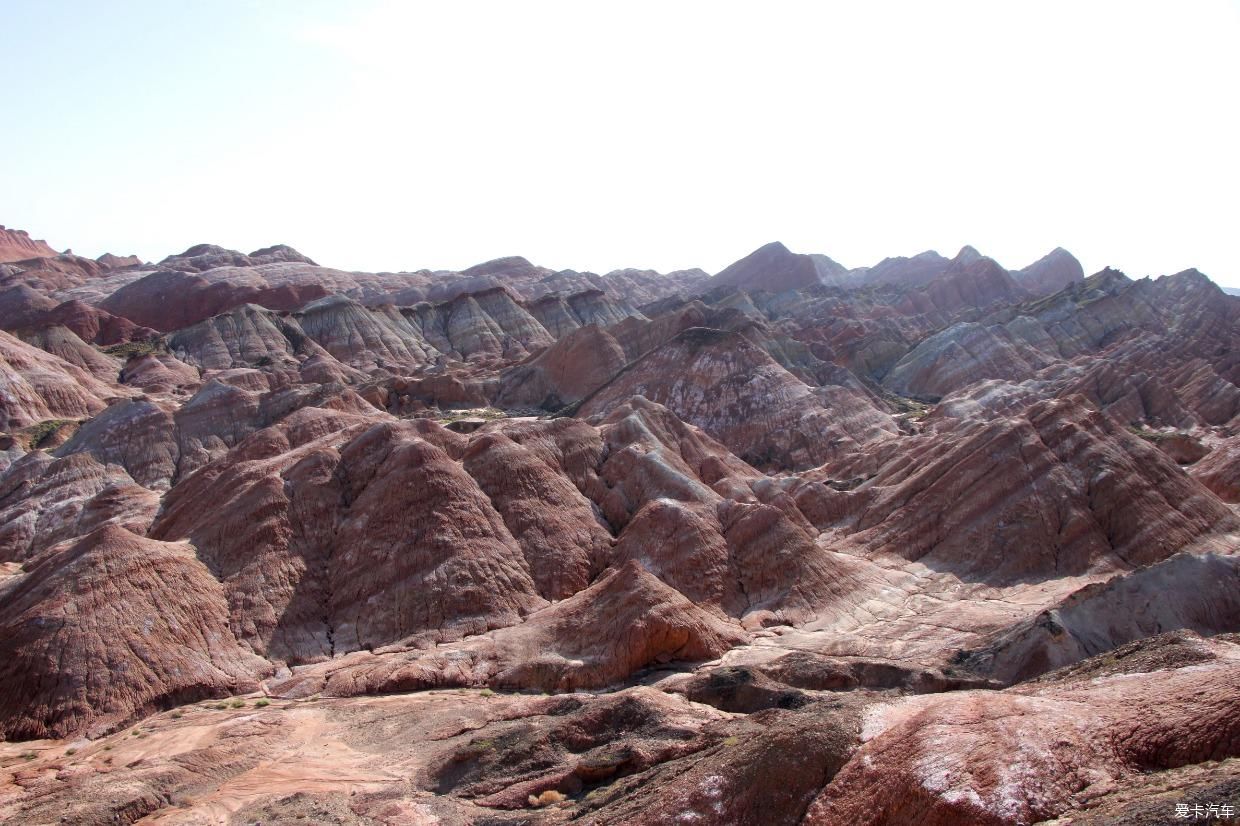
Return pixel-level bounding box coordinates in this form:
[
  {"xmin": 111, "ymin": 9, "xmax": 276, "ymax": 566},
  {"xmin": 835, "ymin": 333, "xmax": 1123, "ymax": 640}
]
[
  {"xmin": 0, "ymin": 330, "xmax": 121, "ymax": 430},
  {"xmin": 149, "ymin": 415, "xmax": 544, "ymax": 663},
  {"xmin": 817, "ymin": 395, "xmax": 1236, "ymax": 584},
  {"xmin": 891, "ymin": 249, "xmax": 1024, "ymax": 320},
  {"xmin": 579, "ymin": 326, "xmax": 897, "ymax": 468},
  {"xmin": 295, "ymin": 295, "xmax": 440, "ymax": 370},
  {"xmin": 158, "ymin": 243, "xmax": 318, "ymax": 272},
  {"xmin": 1014, "ymin": 246, "xmax": 1085, "ymax": 294},
  {"xmin": 597, "ymin": 267, "xmax": 710, "ymax": 305},
  {"xmin": 956, "ymin": 552, "xmax": 1240, "ymax": 684},
  {"xmin": 271, "ymin": 561, "xmax": 746, "ymax": 697},
  {"xmin": 0, "ymin": 225, "xmax": 57, "ymax": 263},
  {"xmin": 2, "ymin": 225, "xmax": 1239, "ymax": 826},
  {"xmin": 0, "ymin": 285, "xmax": 157, "ymax": 347},
  {"xmin": 461, "ymin": 429, "xmax": 612, "ymax": 598},
  {"xmin": 710, "ymin": 241, "xmax": 849, "ymax": 293},
  {"xmin": 0, "ymin": 284, "xmax": 55, "ymax": 329},
  {"xmin": 18, "ymin": 325, "xmax": 120, "ymax": 380},
  {"xmin": 0, "ymin": 451, "xmax": 158, "ymax": 563},
  {"xmin": 99, "ymin": 267, "xmax": 334, "ymax": 331},
  {"xmin": 1194, "ymin": 435, "xmax": 1240, "ymax": 501},
  {"xmin": 496, "ymin": 324, "xmax": 629, "ymax": 410},
  {"xmin": 169, "ymin": 302, "xmax": 336, "ymax": 371},
  {"xmin": 406, "ymin": 286, "xmax": 555, "ymax": 361},
  {"xmin": 883, "ymin": 267, "xmax": 1240, "ymax": 414},
  {"xmin": 803, "ymin": 633, "xmax": 1240, "ymax": 826},
  {"xmin": 0, "ymin": 524, "xmax": 269, "ymax": 739},
  {"xmin": 95, "ymin": 252, "xmax": 142, "ymax": 269},
  {"xmin": 853, "ymin": 249, "xmax": 951, "ymax": 286},
  {"xmin": 527, "ymin": 289, "xmax": 645, "ymax": 338}
]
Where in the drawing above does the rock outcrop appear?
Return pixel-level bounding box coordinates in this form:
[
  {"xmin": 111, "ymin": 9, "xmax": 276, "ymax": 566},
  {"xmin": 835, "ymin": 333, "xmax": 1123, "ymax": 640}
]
[
  {"xmin": 271, "ymin": 561, "xmax": 746, "ymax": 698},
  {"xmin": 157, "ymin": 243, "xmax": 318, "ymax": 272},
  {"xmin": 855, "ymin": 249, "xmax": 951, "ymax": 286},
  {"xmin": 0, "ymin": 330, "xmax": 121, "ymax": 430},
  {"xmin": 496, "ymin": 324, "xmax": 628, "ymax": 410},
  {"xmin": 711, "ymin": 241, "xmax": 848, "ymax": 293},
  {"xmin": 0, "ymin": 525, "xmax": 269, "ymax": 739},
  {"xmin": 1194, "ymin": 435, "xmax": 1240, "ymax": 501},
  {"xmin": 95, "ymin": 252, "xmax": 143, "ymax": 269},
  {"xmin": 149, "ymin": 416, "xmax": 545, "ymax": 662},
  {"xmin": 0, "ymin": 225, "xmax": 58, "ymax": 263},
  {"xmin": 3, "ymin": 222, "xmax": 1239, "ymax": 826},
  {"xmin": 1014, "ymin": 246, "xmax": 1085, "ymax": 295},
  {"xmin": 803, "ymin": 633, "xmax": 1240, "ymax": 826},
  {"xmin": 579, "ymin": 327, "xmax": 897, "ymax": 468},
  {"xmin": 824, "ymin": 395, "xmax": 1236, "ymax": 585}
]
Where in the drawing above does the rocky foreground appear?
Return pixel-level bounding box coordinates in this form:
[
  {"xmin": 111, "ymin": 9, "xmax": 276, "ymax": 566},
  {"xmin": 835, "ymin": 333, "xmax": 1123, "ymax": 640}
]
[{"xmin": 0, "ymin": 232, "xmax": 1238, "ymax": 825}]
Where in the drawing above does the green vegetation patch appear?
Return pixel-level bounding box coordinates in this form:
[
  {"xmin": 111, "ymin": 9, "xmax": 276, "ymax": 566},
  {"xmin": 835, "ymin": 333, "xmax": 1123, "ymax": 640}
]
[
  {"xmin": 434, "ymin": 407, "xmax": 507, "ymax": 424},
  {"xmin": 100, "ymin": 339, "xmax": 163, "ymax": 360},
  {"xmin": 1127, "ymin": 425, "xmax": 1178, "ymax": 443},
  {"xmin": 23, "ymin": 418, "xmax": 72, "ymax": 449}
]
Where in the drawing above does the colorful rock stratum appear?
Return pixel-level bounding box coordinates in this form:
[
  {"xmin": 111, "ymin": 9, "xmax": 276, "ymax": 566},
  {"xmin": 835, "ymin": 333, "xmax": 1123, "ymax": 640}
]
[{"xmin": 1, "ymin": 229, "xmax": 1238, "ymax": 826}]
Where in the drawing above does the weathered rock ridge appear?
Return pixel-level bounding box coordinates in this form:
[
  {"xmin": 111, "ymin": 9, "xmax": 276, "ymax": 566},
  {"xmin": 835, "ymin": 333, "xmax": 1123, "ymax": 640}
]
[{"xmin": 1, "ymin": 225, "xmax": 1238, "ymax": 825}]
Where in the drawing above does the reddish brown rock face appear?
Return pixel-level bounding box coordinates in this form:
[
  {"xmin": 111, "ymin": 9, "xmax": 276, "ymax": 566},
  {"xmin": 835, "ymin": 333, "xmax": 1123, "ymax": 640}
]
[
  {"xmin": 496, "ymin": 323, "xmax": 630, "ymax": 410},
  {"xmin": 0, "ymin": 226, "xmax": 57, "ymax": 263},
  {"xmin": 578, "ymin": 326, "xmax": 898, "ymax": 469},
  {"xmin": 0, "ymin": 330, "xmax": 124, "ymax": 430},
  {"xmin": 0, "ymin": 524, "xmax": 270, "ymax": 740},
  {"xmin": 1195, "ymin": 435, "xmax": 1240, "ymax": 502},
  {"xmin": 1, "ymin": 229, "xmax": 1239, "ymax": 824},
  {"xmin": 710, "ymin": 241, "xmax": 849, "ymax": 293},
  {"xmin": 0, "ymin": 288, "xmax": 157, "ymax": 347},
  {"xmin": 803, "ymin": 633, "xmax": 1240, "ymax": 826},
  {"xmin": 1015, "ymin": 246, "xmax": 1085, "ymax": 295}
]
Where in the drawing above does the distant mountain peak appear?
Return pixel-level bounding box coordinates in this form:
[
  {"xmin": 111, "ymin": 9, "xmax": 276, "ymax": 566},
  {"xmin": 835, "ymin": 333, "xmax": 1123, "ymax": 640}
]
[
  {"xmin": 953, "ymin": 245, "xmax": 984, "ymax": 265},
  {"xmin": 711, "ymin": 242, "xmax": 846, "ymax": 292},
  {"xmin": 461, "ymin": 256, "xmax": 543, "ymax": 279},
  {"xmin": 1015, "ymin": 247, "xmax": 1084, "ymax": 296},
  {"xmin": 755, "ymin": 241, "xmax": 791, "ymax": 255},
  {"xmin": 159, "ymin": 243, "xmax": 316, "ymax": 272}
]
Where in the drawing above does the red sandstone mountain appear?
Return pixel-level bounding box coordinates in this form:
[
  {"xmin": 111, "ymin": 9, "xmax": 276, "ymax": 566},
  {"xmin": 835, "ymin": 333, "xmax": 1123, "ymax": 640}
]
[
  {"xmin": 0, "ymin": 225, "xmax": 57, "ymax": 263},
  {"xmin": 1, "ymin": 224, "xmax": 1239, "ymax": 825},
  {"xmin": 710, "ymin": 241, "xmax": 850, "ymax": 292},
  {"xmin": 1014, "ymin": 246, "xmax": 1085, "ymax": 294},
  {"xmin": 853, "ymin": 249, "xmax": 952, "ymax": 286}
]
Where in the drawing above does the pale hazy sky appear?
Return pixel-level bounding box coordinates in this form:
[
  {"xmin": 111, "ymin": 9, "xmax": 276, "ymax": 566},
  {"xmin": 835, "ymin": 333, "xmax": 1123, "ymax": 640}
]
[{"xmin": 3, "ymin": 1, "xmax": 1239, "ymax": 285}]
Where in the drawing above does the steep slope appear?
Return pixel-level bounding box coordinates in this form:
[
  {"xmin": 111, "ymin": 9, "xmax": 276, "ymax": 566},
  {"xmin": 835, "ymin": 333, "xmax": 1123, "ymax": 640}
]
[
  {"xmin": 527, "ymin": 289, "xmax": 645, "ymax": 338},
  {"xmin": 496, "ymin": 324, "xmax": 629, "ymax": 410},
  {"xmin": 1014, "ymin": 246, "xmax": 1085, "ymax": 295},
  {"xmin": 0, "ymin": 451, "xmax": 158, "ymax": 563},
  {"xmin": 271, "ymin": 561, "xmax": 746, "ymax": 697},
  {"xmin": 854, "ymin": 249, "xmax": 951, "ymax": 287},
  {"xmin": 0, "ymin": 225, "xmax": 58, "ymax": 263},
  {"xmin": 821, "ymin": 395, "xmax": 1236, "ymax": 585},
  {"xmin": 295, "ymin": 295, "xmax": 440, "ymax": 370},
  {"xmin": 710, "ymin": 242, "xmax": 848, "ymax": 293},
  {"xmin": 578, "ymin": 326, "xmax": 897, "ymax": 469},
  {"xmin": 803, "ymin": 634, "xmax": 1240, "ymax": 826},
  {"xmin": 405, "ymin": 286, "xmax": 555, "ymax": 362},
  {"xmin": 150, "ymin": 415, "xmax": 546, "ymax": 663},
  {"xmin": 4, "ymin": 223, "xmax": 1240, "ymax": 826},
  {"xmin": 0, "ymin": 330, "xmax": 122, "ymax": 430},
  {"xmin": 884, "ymin": 268, "xmax": 1240, "ymax": 415},
  {"xmin": 0, "ymin": 525, "xmax": 270, "ymax": 739}
]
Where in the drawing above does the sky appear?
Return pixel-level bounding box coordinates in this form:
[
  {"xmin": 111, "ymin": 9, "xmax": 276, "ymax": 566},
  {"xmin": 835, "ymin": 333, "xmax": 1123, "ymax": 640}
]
[{"xmin": 2, "ymin": 0, "xmax": 1239, "ymax": 286}]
